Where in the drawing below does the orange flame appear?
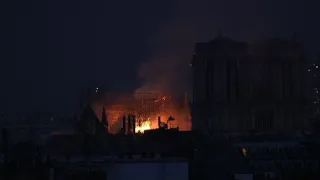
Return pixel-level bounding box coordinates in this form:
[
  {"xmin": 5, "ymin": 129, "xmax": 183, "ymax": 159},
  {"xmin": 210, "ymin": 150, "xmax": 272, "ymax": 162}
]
[
  {"xmin": 92, "ymin": 93, "xmax": 191, "ymax": 133},
  {"xmin": 135, "ymin": 119, "xmax": 152, "ymax": 133}
]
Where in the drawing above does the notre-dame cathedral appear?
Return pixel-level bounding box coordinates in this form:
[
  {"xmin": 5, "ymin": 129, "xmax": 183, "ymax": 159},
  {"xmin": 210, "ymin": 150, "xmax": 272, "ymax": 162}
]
[{"xmin": 191, "ymin": 36, "xmax": 309, "ymax": 134}]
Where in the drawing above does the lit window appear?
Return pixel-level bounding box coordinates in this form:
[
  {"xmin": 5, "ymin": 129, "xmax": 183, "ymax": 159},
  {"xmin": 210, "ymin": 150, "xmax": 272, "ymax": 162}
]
[{"xmin": 242, "ymin": 148, "xmax": 248, "ymax": 156}]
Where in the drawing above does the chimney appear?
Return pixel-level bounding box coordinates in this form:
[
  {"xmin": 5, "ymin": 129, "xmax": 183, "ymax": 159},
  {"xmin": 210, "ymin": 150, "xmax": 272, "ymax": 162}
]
[
  {"xmin": 132, "ymin": 115, "xmax": 136, "ymax": 134},
  {"xmin": 122, "ymin": 116, "xmax": 126, "ymax": 134},
  {"xmin": 158, "ymin": 116, "xmax": 161, "ymax": 128},
  {"xmin": 127, "ymin": 115, "xmax": 132, "ymax": 133}
]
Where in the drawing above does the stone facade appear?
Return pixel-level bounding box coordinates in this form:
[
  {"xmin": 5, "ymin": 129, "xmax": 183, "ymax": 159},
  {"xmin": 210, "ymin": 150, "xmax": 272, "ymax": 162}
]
[{"xmin": 191, "ymin": 36, "xmax": 309, "ymax": 134}]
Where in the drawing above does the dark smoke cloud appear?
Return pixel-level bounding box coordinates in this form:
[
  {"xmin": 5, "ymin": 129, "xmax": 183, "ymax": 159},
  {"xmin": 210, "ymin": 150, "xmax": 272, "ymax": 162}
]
[
  {"xmin": 135, "ymin": 0, "xmax": 220, "ymax": 97},
  {"xmin": 136, "ymin": 0, "xmax": 310, "ymax": 97}
]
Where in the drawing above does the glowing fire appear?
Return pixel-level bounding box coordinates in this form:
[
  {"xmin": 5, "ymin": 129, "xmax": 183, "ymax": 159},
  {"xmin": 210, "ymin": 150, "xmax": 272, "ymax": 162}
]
[
  {"xmin": 134, "ymin": 96, "xmax": 170, "ymax": 133},
  {"xmin": 92, "ymin": 93, "xmax": 192, "ymax": 133},
  {"xmin": 135, "ymin": 119, "xmax": 152, "ymax": 133},
  {"xmin": 154, "ymin": 95, "xmax": 171, "ymax": 107}
]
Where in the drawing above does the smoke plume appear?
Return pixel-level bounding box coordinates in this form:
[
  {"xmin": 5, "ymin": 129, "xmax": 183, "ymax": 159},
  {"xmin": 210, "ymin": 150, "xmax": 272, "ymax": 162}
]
[
  {"xmin": 135, "ymin": 0, "xmax": 218, "ymax": 97},
  {"xmin": 136, "ymin": 0, "xmax": 304, "ymax": 95}
]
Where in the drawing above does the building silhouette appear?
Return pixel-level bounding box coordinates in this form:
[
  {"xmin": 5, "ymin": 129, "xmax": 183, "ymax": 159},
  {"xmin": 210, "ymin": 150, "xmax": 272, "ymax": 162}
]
[
  {"xmin": 307, "ymin": 59, "xmax": 320, "ymax": 116},
  {"xmin": 76, "ymin": 86, "xmax": 109, "ymax": 135},
  {"xmin": 191, "ymin": 36, "xmax": 309, "ymax": 134},
  {"xmin": 307, "ymin": 57, "xmax": 320, "ymax": 132},
  {"xmin": 77, "ymin": 104, "xmax": 107, "ymax": 135}
]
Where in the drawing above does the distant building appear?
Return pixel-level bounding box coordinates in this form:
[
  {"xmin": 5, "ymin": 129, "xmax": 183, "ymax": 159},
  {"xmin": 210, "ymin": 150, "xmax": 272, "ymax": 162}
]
[
  {"xmin": 76, "ymin": 104, "xmax": 108, "ymax": 135},
  {"xmin": 75, "ymin": 85, "xmax": 109, "ymax": 135},
  {"xmin": 0, "ymin": 114, "xmax": 72, "ymax": 144},
  {"xmin": 307, "ymin": 59, "xmax": 320, "ymax": 117},
  {"xmin": 45, "ymin": 130, "xmax": 252, "ymax": 180},
  {"xmin": 191, "ymin": 36, "xmax": 309, "ymax": 134},
  {"xmin": 231, "ymin": 134, "xmax": 320, "ymax": 180}
]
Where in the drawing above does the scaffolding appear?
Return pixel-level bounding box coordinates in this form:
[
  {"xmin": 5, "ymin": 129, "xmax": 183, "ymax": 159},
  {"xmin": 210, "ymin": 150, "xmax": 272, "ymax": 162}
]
[
  {"xmin": 102, "ymin": 93, "xmax": 162, "ymax": 130},
  {"xmin": 135, "ymin": 93, "xmax": 159, "ymax": 124}
]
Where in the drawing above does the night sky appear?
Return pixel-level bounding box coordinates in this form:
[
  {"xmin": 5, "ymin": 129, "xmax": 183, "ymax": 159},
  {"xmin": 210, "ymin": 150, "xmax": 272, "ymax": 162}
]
[{"xmin": 1, "ymin": 0, "xmax": 319, "ymax": 119}]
